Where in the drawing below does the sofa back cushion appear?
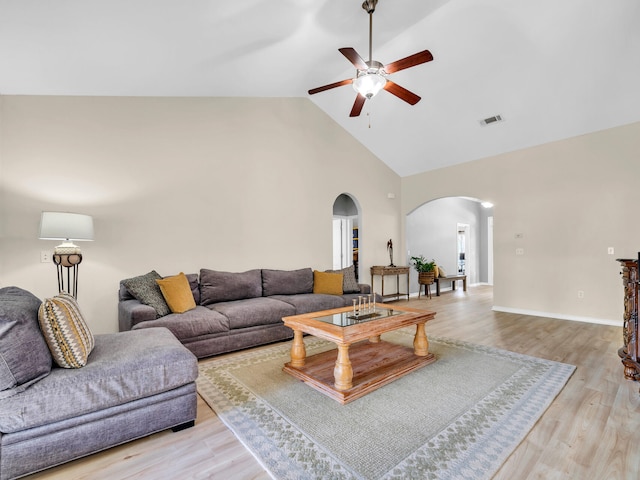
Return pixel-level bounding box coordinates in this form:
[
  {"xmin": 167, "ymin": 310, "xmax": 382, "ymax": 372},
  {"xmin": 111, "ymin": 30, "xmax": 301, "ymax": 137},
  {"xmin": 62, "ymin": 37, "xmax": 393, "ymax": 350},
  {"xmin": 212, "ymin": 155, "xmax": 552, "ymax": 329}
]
[
  {"xmin": 185, "ymin": 273, "xmax": 201, "ymax": 305},
  {"xmin": 200, "ymin": 268, "xmax": 262, "ymax": 305},
  {"xmin": 262, "ymin": 268, "xmax": 313, "ymax": 297},
  {"xmin": 0, "ymin": 287, "xmax": 52, "ymax": 398}
]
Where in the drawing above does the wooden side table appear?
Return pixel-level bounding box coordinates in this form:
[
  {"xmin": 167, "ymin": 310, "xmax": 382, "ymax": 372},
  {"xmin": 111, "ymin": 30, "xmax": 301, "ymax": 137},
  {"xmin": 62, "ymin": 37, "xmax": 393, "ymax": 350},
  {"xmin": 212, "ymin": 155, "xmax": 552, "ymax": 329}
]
[{"xmin": 370, "ymin": 266, "xmax": 410, "ymax": 302}]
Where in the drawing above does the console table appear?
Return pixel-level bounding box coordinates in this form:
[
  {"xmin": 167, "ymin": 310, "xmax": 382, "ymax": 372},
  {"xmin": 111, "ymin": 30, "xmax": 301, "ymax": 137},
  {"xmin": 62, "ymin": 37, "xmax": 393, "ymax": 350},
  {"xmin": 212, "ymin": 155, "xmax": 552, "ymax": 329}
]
[
  {"xmin": 370, "ymin": 266, "xmax": 410, "ymax": 302},
  {"xmin": 617, "ymin": 258, "xmax": 640, "ymax": 382}
]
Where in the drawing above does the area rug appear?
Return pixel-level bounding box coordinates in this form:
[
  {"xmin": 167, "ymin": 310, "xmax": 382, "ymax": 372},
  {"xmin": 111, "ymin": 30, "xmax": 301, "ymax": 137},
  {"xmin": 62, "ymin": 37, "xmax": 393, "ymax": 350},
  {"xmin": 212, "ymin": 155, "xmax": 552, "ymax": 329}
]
[{"xmin": 197, "ymin": 331, "xmax": 575, "ymax": 480}]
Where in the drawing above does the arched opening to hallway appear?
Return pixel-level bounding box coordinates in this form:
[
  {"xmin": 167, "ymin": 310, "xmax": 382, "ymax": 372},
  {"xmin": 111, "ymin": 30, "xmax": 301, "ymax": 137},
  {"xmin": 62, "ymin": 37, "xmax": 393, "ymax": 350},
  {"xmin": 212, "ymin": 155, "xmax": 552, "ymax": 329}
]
[{"xmin": 406, "ymin": 196, "xmax": 493, "ymax": 296}]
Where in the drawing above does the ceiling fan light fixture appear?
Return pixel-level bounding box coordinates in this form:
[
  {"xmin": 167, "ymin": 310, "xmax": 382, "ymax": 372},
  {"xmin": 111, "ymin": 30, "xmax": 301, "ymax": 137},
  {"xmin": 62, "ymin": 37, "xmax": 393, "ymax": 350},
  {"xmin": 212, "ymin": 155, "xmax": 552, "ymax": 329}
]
[{"xmin": 352, "ymin": 71, "xmax": 387, "ymax": 99}]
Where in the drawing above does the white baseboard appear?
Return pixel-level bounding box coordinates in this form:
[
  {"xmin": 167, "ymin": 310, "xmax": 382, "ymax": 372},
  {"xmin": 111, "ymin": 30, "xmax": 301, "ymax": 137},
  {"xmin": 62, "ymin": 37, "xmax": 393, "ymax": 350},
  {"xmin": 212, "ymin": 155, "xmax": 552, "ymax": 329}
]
[{"xmin": 492, "ymin": 305, "xmax": 621, "ymax": 327}]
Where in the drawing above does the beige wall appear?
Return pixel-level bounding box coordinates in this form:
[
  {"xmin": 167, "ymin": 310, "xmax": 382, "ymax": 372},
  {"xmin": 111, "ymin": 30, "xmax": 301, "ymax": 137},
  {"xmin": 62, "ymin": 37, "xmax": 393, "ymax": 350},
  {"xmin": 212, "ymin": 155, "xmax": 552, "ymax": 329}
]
[
  {"xmin": 0, "ymin": 96, "xmax": 403, "ymax": 333},
  {"xmin": 402, "ymin": 121, "xmax": 640, "ymax": 325},
  {"xmin": 2, "ymin": 95, "xmax": 636, "ymax": 331}
]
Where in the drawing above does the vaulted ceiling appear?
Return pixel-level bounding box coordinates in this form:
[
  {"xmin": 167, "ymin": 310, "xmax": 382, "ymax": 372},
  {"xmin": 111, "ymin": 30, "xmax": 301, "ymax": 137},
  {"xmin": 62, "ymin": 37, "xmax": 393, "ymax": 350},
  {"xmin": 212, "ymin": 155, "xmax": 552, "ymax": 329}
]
[{"xmin": 1, "ymin": 0, "xmax": 639, "ymax": 176}]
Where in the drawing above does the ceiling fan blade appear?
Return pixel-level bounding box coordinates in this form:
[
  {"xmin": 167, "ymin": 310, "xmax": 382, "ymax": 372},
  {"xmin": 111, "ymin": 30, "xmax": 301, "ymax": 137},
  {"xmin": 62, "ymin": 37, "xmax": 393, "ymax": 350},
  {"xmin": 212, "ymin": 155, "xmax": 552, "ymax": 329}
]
[
  {"xmin": 339, "ymin": 47, "xmax": 368, "ymax": 70},
  {"xmin": 308, "ymin": 79, "xmax": 353, "ymax": 95},
  {"xmin": 384, "ymin": 50, "xmax": 433, "ymax": 74},
  {"xmin": 383, "ymin": 81, "xmax": 421, "ymax": 105},
  {"xmin": 349, "ymin": 94, "xmax": 366, "ymax": 117}
]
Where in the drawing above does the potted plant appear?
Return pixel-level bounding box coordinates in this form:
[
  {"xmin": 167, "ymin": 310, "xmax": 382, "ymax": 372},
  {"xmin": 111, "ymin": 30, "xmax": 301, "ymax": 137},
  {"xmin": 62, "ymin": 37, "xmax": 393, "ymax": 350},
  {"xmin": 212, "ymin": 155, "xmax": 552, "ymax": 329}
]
[{"xmin": 410, "ymin": 255, "xmax": 436, "ymax": 285}]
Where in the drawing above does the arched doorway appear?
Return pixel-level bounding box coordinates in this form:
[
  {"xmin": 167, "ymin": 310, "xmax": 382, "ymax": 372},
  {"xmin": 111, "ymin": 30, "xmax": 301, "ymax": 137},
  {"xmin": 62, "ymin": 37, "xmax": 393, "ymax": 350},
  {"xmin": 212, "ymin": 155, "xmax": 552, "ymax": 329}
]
[
  {"xmin": 406, "ymin": 196, "xmax": 493, "ymax": 294},
  {"xmin": 332, "ymin": 194, "xmax": 361, "ymax": 280}
]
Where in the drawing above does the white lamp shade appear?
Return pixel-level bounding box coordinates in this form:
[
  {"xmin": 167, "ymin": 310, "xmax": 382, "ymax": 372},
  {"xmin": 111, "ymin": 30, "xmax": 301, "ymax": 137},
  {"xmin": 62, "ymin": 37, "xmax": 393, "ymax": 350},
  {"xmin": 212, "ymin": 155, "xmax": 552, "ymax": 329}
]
[
  {"xmin": 39, "ymin": 212, "xmax": 94, "ymax": 241},
  {"xmin": 352, "ymin": 72, "xmax": 387, "ymax": 99}
]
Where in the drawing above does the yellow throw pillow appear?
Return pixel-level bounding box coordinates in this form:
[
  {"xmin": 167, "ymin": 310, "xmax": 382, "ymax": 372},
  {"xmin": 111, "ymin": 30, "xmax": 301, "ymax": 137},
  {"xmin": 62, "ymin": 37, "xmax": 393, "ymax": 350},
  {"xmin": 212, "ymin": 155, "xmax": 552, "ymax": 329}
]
[
  {"xmin": 313, "ymin": 270, "xmax": 344, "ymax": 295},
  {"xmin": 433, "ymin": 265, "xmax": 439, "ymax": 278},
  {"xmin": 156, "ymin": 272, "xmax": 197, "ymax": 313}
]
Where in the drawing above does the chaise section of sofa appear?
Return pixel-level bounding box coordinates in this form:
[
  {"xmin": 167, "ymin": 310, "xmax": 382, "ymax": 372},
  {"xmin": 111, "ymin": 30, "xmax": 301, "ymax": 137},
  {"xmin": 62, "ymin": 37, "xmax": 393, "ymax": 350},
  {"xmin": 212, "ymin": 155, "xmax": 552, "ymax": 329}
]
[
  {"xmin": 0, "ymin": 286, "xmax": 198, "ymax": 480},
  {"xmin": 118, "ymin": 267, "xmax": 377, "ymax": 359}
]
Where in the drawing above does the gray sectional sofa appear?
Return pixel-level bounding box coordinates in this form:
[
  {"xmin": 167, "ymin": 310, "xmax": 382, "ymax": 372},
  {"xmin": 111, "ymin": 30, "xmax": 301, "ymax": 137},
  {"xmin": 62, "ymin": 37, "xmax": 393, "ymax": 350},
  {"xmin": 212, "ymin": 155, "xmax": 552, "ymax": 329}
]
[
  {"xmin": 119, "ymin": 267, "xmax": 377, "ymax": 358},
  {"xmin": 0, "ymin": 286, "xmax": 198, "ymax": 480}
]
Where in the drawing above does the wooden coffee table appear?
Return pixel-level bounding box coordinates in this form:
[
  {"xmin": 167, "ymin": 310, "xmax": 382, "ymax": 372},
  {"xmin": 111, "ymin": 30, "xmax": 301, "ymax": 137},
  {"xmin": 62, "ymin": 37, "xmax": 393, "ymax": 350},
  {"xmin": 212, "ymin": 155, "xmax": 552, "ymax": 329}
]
[{"xmin": 282, "ymin": 304, "xmax": 436, "ymax": 404}]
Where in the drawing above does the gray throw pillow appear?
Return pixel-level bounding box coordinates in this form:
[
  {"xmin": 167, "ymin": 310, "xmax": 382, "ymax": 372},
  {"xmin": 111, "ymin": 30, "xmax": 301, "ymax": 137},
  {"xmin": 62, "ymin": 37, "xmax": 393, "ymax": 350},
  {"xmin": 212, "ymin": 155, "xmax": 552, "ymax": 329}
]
[
  {"xmin": 325, "ymin": 265, "xmax": 360, "ymax": 293},
  {"xmin": 0, "ymin": 287, "xmax": 52, "ymax": 398},
  {"xmin": 262, "ymin": 268, "xmax": 314, "ymax": 296},
  {"xmin": 121, "ymin": 271, "xmax": 171, "ymax": 317},
  {"xmin": 200, "ymin": 269, "xmax": 262, "ymax": 305}
]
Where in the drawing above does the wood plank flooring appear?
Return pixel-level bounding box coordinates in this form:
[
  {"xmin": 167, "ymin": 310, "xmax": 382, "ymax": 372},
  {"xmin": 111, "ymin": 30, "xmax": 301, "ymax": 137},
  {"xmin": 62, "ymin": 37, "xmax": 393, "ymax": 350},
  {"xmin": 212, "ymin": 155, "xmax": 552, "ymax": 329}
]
[{"xmin": 26, "ymin": 286, "xmax": 640, "ymax": 479}]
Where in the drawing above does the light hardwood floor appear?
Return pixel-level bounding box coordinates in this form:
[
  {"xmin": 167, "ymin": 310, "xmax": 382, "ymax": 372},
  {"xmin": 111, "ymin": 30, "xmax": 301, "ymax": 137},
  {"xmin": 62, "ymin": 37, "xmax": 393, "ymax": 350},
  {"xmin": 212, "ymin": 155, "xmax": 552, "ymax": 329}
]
[{"xmin": 27, "ymin": 286, "xmax": 640, "ymax": 479}]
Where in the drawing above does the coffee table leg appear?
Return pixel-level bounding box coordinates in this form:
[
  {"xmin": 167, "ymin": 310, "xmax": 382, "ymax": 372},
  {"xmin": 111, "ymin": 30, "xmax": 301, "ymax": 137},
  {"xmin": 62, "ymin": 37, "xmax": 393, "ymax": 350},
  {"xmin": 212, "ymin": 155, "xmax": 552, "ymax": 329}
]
[
  {"xmin": 369, "ymin": 335, "xmax": 381, "ymax": 343},
  {"xmin": 334, "ymin": 343, "xmax": 353, "ymax": 391},
  {"xmin": 413, "ymin": 323, "xmax": 429, "ymax": 356},
  {"xmin": 290, "ymin": 329, "xmax": 306, "ymax": 367}
]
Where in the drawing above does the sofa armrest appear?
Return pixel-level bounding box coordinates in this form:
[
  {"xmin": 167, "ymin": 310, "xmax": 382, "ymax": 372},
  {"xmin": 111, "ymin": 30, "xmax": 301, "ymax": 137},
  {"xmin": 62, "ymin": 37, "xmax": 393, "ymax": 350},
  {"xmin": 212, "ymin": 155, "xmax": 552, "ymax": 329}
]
[
  {"xmin": 357, "ymin": 283, "xmax": 371, "ymax": 294},
  {"xmin": 118, "ymin": 299, "xmax": 157, "ymax": 331}
]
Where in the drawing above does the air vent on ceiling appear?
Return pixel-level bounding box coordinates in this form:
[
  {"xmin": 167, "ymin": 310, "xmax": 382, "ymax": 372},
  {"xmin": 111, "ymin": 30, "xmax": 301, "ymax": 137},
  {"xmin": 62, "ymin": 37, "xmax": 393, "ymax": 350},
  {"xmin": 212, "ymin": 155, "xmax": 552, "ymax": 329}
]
[{"xmin": 479, "ymin": 114, "xmax": 504, "ymax": 126}]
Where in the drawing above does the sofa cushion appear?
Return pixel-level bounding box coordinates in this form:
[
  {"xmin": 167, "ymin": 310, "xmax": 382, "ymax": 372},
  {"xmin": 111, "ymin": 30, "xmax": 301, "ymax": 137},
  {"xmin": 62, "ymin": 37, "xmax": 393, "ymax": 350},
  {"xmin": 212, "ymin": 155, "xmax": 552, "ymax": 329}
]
[
  {"xmin": 0, "ymin": 287, "xmax": 52, "ymax": 399},
  {"xmin": 326, "ymin": 265, "xmax": 360, "ymax": 294},
  {"xmin": 131, "ymin": 306, "xmax": 229, "ymax": 340},
  {"xmin": 38, "ymin": 293, "xmax": 95, "ymax": 369},
  {"xmin": 313, "ymin": 270, "xmax": 343, "ymax": 295},
  {"xmin": 0, "ymin": 328, "xmax": 197, "ymax": 433},
  {"xmin": 261, "ymin": 268, "xmax": 313, "ymax": 296},
  {"xmin": 121, "ymin": 271, "xmax": 170, "ymax": 317},
  {"xmin": 200, "ymin": 268, "xmax": 262, "ymax": 305},
  {"xmin": 210, "ymin": 297, "xmax": 295, "ymax": 329},
  {"xmin": 269, "ymin": 293, "xmax": 347, "ymax": 315},
  {"xmin": 185, "ymin": 273, "xmax": 201, "ymax": 305},
  {"xmin": 156, "ymin": 272, "xmax": 197, "ymax": 314}
]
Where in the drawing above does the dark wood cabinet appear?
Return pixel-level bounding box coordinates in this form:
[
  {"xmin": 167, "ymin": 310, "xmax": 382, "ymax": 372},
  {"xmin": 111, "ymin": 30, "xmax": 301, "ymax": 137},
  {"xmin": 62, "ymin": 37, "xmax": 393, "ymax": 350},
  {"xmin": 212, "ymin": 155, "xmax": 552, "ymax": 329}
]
[{"xmin": 617, "ymin": 258, "xmax": 640, "ymax": 381}]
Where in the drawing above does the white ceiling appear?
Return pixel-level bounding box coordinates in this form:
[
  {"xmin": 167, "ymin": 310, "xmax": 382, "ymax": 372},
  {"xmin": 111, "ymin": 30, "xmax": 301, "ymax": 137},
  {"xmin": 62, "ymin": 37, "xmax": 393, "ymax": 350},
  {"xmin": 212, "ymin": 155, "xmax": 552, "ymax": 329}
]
[{"xmin": 1, "ymin": 0, "xmax": 639, "ymax": 177}]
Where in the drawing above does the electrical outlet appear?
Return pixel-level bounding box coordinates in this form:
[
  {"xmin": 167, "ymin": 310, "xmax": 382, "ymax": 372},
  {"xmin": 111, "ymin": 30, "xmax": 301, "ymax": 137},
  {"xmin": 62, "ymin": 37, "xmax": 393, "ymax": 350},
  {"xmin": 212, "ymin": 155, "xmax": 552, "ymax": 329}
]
[
  {"xmin": 515, "ymin": 248, "xmax": 524, "ymax": 255},
  {"xmin": 578, "ymin": 290, "xmax": 584, "ymax": 299},
  {"xmin": 40, "ymin": 251, "xmax": 51, "ymax": 263},
  {"xmin": 607, "ymin": 247, "xmax": 615, "ymax": 255}
]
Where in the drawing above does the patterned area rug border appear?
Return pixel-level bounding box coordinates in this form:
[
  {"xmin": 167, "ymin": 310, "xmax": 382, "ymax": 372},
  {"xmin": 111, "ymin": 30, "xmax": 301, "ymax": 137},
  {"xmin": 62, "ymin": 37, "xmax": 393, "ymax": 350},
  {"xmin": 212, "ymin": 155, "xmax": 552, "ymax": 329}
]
[{"xmin": 197, "ymin": 333, "xmax": 575, "ymax": 480}]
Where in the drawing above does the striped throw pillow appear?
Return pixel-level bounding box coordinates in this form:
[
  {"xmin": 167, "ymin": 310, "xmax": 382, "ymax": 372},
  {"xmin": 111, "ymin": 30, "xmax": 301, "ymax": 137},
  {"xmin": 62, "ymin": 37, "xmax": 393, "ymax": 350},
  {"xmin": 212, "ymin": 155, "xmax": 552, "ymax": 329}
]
[{"xmin": 38, "ymin": 293, "xmax": 95, "ymax": 368}]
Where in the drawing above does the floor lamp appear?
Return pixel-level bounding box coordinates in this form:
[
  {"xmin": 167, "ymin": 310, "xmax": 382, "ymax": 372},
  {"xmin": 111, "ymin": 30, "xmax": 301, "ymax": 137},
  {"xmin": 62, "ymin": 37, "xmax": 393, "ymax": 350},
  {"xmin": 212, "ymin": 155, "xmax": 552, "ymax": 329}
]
[{"xmin": 39, "ymin": 212, "xmax": 94, "ymax": 298}]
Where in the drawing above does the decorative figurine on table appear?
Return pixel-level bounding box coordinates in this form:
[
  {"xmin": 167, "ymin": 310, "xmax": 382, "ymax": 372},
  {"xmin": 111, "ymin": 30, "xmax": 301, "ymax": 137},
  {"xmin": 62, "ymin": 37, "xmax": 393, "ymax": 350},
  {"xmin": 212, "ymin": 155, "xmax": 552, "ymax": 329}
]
[{"xmin": 387, "ymin": 239, "xmax": 395, "ymax": 267}]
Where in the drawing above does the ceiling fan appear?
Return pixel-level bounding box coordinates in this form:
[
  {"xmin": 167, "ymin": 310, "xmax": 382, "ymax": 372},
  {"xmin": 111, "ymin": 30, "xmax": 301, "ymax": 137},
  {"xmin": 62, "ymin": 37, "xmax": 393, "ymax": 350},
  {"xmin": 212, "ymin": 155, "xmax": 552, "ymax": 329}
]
[{"xmin": 308, "ymin": 0, "xmax": 433, "ymax": 117}]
